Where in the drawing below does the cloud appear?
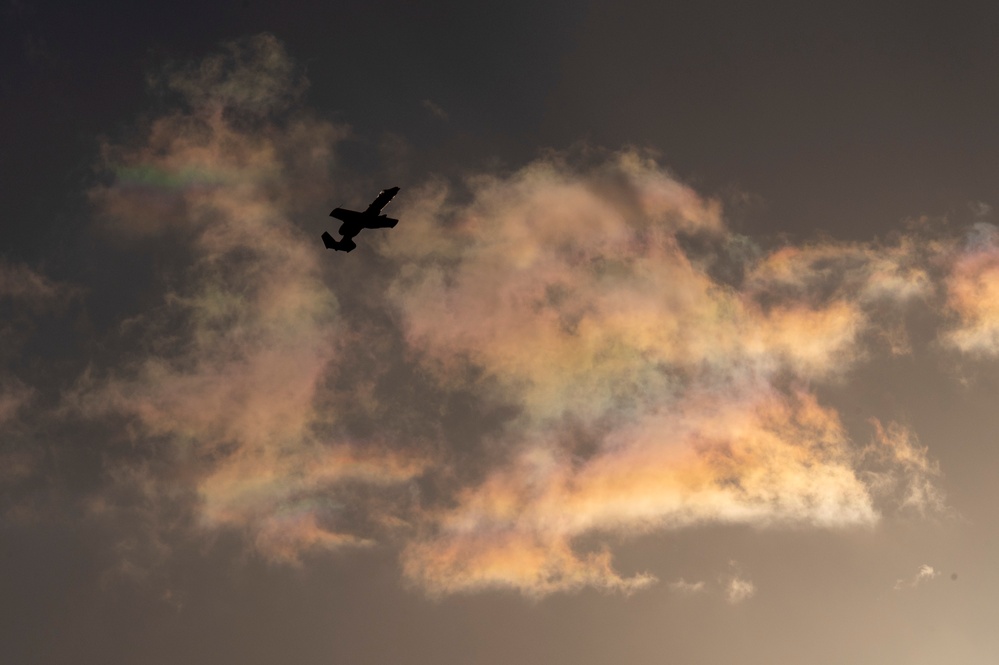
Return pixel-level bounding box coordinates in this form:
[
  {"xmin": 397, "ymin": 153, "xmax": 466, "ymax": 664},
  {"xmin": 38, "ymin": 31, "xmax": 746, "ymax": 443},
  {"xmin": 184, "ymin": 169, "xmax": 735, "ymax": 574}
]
[
  {"xmin": 384, "ymin": 152, "xmax": 854, "ymax": 421},
  {"xmin": 383, "ymin": 151, "xmax": 946, "ymax": 596},
  {"xmin": 0, "ymin": 259, "xmax": 76, "ymax": 424},
  {"xmin": 402, "ymin": 389, "xmax": 880, "ymax": 596},
  {"xmin": 0, "ymin": 377, "xmax": 32, "ymax": 426},
  {"xmin": 862, "ymin": 420, "xmax": 946, "ymax": 516},
  {"xmin": 969, "ymin": 201, "xmax": 992, "ymax": 218},
  {"xmin": 668, "ymin": 578, "xmax": 706, "ymax": 595},
  {"xmin": 421, "ymin": 99, "xmax": 449, "ymax": 121},
  {"xmin": 90, "ymin": 34, "xmax": 345, "ymax": 239},
  {"xmin": 0, "ymin": 260, "xmax": 79, "ymax": 521},
  {"xmin": 744, "ymin": 238, "xmax": 934, "ymax": 307},
  {"xmin": 156, "ymin": 33, "xmax": 307, "ymax": 118},
  {"xmin": 724, "ymin": 575, "xmax": 756, "ymax": 604},
  {"xmin": 35, "ymin": 34, "xmax": 971, "ymax": 598},
  {"xmin": 76, "ymin": 34, "xmax": 422, "ymax": 565},
  {"xmin": 942, "ymin": 223, "xmax": 999, "ymax": 355},
  {"xmin": 894, "ymin": 563, "xmax": 939, "ymax": 590},
  {"xmin": 719, "ymin": 560, "xmax": 757, "ymax": 604},
  {"xmin": 0, "ymin": 260, "xmax": 70, "ymax": 302},
  {"xmin": 0, "ymin": 259, "xmax": 78, "ymax": 369}
]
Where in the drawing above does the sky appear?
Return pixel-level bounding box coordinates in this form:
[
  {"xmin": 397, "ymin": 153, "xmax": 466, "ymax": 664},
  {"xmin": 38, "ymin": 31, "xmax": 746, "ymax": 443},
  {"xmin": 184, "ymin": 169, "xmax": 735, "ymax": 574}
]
[{"xmin": 3, "ymin": 1, "xmax": 999, "ymax": 663}]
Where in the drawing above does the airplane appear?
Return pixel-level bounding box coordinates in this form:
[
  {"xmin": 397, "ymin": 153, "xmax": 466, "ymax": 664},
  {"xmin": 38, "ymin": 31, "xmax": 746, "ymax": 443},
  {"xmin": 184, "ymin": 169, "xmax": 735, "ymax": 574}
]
[{"xmin": 321, "ymin": 186, "xmax": 401, "ymax": 252}]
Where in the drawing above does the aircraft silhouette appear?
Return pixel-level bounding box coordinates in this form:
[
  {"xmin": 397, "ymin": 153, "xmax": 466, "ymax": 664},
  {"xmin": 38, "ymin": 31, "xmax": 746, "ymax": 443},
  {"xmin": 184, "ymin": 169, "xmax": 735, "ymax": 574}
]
[{"xmin": 321, "ymin": 187, "xmax": 400, "ymax": 252}]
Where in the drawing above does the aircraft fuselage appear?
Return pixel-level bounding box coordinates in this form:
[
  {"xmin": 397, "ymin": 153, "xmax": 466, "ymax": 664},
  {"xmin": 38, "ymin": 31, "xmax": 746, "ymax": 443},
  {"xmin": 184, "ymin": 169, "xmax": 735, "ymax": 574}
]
[{"xmin": 322, "ymin": 187, "xmax": 401, "ymax": 253}]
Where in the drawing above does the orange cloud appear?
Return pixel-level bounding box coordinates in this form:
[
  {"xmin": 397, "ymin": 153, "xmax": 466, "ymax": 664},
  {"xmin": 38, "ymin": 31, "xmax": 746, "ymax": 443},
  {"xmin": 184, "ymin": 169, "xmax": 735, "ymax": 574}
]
[
  {"xmin": 385, "ymin": 154, "xmax": 870, "ymax": 425},
  {"xmin": 380, "ymin": 152, "xmax": 953, "ymax": 596},
  {"xmin": 402, "ymin": 390, "xmax": 878, "ymax": 595},
  {"xmin": 943, "ymin": 223, "xmax": 999, "ymax": 354},
  {"xmin": 60, "ymin": 35, "xmax": 963, "ymax": 596},
  {"xmin": 745, "ymin": 238, "xmax": 934, "ymax": 306}
]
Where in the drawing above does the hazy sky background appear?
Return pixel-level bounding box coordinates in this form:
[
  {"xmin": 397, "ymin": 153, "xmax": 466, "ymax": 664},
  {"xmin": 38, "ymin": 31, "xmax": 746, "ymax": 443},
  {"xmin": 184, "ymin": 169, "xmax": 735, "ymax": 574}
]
[{"xmin": 3, "ymin": 2, "xmax": 999, "ymax": 663}]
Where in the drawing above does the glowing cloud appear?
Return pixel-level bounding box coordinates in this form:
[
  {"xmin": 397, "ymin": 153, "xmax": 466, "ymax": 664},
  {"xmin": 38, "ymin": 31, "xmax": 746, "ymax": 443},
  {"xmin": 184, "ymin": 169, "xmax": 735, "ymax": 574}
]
[
  {"xmin": 56, "ymin": 35, "xmax": 965, "ymax": 597},
  {"xmin": 401, "ymin": 389, "xmax": 879, "ymax": 595},
  {"xmin": 78, "ymin": 34, "xmax": 420, "ymax": 563},
  {"xmin": 381, "ymin": 152, "xmax": 943, "ymax": 595},
  {"xmin": 943, "ymin": 223, "xmax": 999, "ymax": 355}
]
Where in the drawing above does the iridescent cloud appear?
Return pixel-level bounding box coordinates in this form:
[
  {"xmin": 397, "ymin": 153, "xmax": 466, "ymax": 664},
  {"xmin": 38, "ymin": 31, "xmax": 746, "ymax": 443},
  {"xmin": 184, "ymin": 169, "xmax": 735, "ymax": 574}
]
[
  {"xmin": 61, "ymin": 34, "xmax": 969, "ymax": 597},
  {"xmin": 77, "ymin": 34, "xmax": 422, "ymax": 564},
  {"xmin": 943, "ymin": 223, "xmax": 999, "ymax": 355},
  {"xmin": 381, "ymin": 153, "xmax": 944, "ymax": 595}
]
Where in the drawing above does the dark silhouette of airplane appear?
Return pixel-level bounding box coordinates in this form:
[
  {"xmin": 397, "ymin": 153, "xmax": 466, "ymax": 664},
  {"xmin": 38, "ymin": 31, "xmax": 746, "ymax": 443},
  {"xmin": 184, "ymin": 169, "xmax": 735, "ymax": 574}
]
[{"xmin": 321, "ymin": 187, "xmax": 400, "ymax": 252}]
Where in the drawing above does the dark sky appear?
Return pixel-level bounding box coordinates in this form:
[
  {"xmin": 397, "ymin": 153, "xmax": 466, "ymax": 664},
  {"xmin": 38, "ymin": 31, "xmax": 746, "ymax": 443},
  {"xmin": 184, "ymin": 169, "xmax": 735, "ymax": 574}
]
[
  {"xmin": 3, "ymin": 1, "xmax": 999, "ymax": 663},
  {"xmin": 10, "ymin": 1, "xmax": 999, "ymax": 250}
]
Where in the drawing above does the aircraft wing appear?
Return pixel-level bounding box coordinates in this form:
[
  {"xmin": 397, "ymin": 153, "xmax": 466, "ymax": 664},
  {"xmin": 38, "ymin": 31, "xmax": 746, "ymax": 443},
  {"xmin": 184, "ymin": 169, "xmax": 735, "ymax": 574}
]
[
  {"xmin": 363, "ymin": 216, "xmax": 399, "ymax": 230},
  {"xmin": 330, "ymin": 207, "xmax": 364, "ymax": 222},
  {"xmin": 364, "ymin": 187, "xmax": 400, "ymax": 215}
]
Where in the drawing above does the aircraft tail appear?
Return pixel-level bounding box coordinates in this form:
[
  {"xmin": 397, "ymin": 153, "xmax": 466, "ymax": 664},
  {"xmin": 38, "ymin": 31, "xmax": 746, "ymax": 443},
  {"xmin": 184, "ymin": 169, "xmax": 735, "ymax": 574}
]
[{"xmin": 321, "ymin": 231, "xmax": 356, "ymax": 252}]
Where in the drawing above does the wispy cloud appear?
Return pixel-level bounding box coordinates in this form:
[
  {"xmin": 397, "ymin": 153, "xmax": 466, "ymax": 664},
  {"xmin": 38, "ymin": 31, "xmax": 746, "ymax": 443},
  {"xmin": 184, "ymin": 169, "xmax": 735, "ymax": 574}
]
[
  {"xmin": 0, "ymin": 260, "xmax": 78, "ymax": 521},
  {"xmin": 894, "ymin": 563, "xmax": 939, "ymax": 590},
  {"xmin": 724, "ymin": 576, "xmax": 756, "ymax": 604},
  {"xmin": 76, "ymin": 34, "xmax": 423, "ymax": 565},
  {"xmin": 0, "ymin": 259, "xmax": 77, "ymax": 410},
  {"xmin": 421, "ymin": 99, "xmax": 449, "ymax": 121},
  {"xmin": 668, "ymin": 578, "xmax": 706, "ymax": 595},
  {"xmin": 720, "ymin": 560, "xmax": 756, "ymax": 604},
  {"xmin": 0, "ymin": 377, "xmax": 32, "ymax": 426},
  {"xmin": 0, "ymin": 260, "xmax": 71, "ymax": 302},
  {"xmin": 862, "ymin": 420, "xmax": 946, "ymax": 516}
]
